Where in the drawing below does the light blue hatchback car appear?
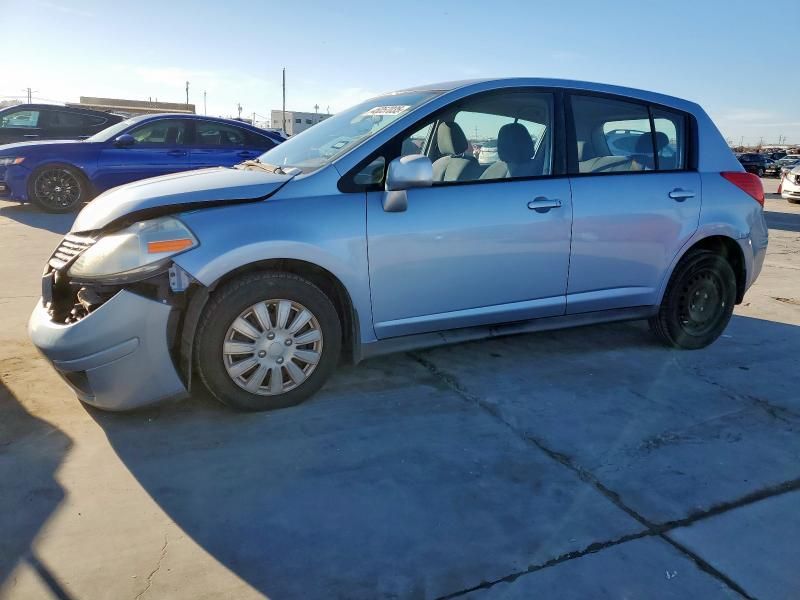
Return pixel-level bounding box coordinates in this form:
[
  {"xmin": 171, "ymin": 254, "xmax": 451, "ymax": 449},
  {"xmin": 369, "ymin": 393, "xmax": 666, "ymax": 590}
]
[{"xmin": 29, "ymin": 78, "xmax": 768, "ymax": 411}]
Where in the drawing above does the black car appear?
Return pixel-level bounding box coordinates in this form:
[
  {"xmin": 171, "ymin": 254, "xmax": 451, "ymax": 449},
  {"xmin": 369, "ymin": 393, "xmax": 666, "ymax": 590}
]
[
  {"xmin": 736, "ymin": 153, "xmax": 772, "ymax": 177},
  {"xmin": 0, "ymin": 104, "xmax": 123, "ymax": 145}
]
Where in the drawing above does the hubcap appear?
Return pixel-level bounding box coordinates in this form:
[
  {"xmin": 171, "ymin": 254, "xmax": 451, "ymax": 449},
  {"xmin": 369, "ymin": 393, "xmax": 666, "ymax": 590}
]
[
  {"xmin": 222, "ymin": 299, "xmax": 323, "ymax": 396},
  {"xmin": 35, "ymin": 169, "xmax": 81, "ymax": 209},
  {"xmin": 678, "ymin": 270, "xmax": 725, "ymax": 336}
]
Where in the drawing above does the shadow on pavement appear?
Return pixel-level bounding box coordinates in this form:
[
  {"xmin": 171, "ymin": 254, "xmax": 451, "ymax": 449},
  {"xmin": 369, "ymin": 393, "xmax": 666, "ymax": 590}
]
[
  {"xmin": 765, "ymin": 207, "xmax": 800, "ymax": 233},
  {"xmin": 0, "ymin": 204, "xmax": 76, "ymax": 235},
  {"xmin": 0, "ymin": 379, "xmax": 72, "ymax": 595},
  {"xmin": 85, "ymin": 313, "xmax": 800, "ymax": 598}
]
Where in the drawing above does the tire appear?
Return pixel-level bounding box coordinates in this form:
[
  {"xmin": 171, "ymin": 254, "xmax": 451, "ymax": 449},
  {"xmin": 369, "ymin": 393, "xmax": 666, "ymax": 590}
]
[
  {"xmin": 195, "ymin": 272, "xmax": 342, "ymax": 411},
  {"xmin": 756, "ymin": 167, "xmax": 764, "ymax": 177},
  {"xmin": 649, "ymin": 250, "xmax": 736, "ymax": 349},
  {"xmin": 28, "ymin": 165, "xmax": 90, "ymax": 213}
]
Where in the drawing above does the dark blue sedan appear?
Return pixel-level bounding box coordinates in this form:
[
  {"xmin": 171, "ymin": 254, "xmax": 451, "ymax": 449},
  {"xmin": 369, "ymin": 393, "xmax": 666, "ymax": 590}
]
[{"xmin": 0, "ymin": 113, "xmax": 282, "ymax": 212}]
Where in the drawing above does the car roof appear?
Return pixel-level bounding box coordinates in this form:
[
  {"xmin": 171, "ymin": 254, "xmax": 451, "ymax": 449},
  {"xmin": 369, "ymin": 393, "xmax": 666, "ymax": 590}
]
[
  {"xmin": 0, "ymin": 103, "xmax": 120, "ymax": 118},
  {"xmin": 391, "ymin": 77, "xmax": 701, "ymax": 113},
  {"xmin": 119, "ymin": 113, "xmax": 274, "ymax": 135}
]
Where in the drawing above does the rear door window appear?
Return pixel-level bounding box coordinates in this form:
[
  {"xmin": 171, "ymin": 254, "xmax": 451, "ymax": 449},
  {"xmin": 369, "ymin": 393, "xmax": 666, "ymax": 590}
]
[
  {"xmin": 196, "ymin": 122, "xmax": 248, "ymax": 146},
  {"xmin": 571, "ymin": 95, "xmax": 653, "ymax": 173},
  {"xmin": 570, "ymin": 95, "xmax": 689, "ymax": 173},
  {"xmin": 47, "ymin": 111, "xmax": 87, "ymax": 130}
]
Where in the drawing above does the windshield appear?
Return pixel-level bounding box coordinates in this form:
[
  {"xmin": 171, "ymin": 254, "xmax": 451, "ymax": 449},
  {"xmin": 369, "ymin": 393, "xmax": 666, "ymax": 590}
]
[
  {"xmin": 86, "ymin": 117, "xmax": 139, "ymax": 142},
  {"xmin": 258, "ymin": 90, "xmax": 441, "ymax": 172}
]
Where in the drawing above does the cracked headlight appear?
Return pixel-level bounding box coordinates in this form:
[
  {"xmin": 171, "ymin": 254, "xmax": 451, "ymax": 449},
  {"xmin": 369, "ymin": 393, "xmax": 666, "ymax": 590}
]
[{"xmin": 69, "ymin": 216, "xmax": 198, "ymax": 283}]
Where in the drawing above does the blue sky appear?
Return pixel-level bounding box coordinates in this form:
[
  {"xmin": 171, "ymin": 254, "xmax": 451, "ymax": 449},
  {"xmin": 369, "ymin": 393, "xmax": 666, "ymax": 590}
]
[{"xmin": 1, "ymin": 0, "xmax": 796, "ymax": 144}]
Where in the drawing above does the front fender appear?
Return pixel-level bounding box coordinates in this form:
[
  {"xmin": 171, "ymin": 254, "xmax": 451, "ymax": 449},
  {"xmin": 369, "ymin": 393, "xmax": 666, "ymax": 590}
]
[{"xmin": 172, "ymin": 192, "xmax": 375, "ymax": 343}]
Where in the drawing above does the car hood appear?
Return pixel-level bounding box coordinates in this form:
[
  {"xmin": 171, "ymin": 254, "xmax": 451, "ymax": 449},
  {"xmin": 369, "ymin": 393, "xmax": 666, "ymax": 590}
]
[
  {"xmin": 72, "ymin": 167, "xmax": 295, "ymax": 233},
  {"xmin": 0, "ymin": 139, "xmax": 83, "ymax": 153}
]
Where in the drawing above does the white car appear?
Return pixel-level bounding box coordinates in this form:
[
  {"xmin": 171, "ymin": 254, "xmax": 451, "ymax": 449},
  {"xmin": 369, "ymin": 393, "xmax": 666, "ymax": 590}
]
[
  {"xmin": 477, "ymin": 140, "xmax": 498, "ymax": 165},
  {"xmin": 780, "ymin": 165, "xmax": 800, "ymax": 203}
]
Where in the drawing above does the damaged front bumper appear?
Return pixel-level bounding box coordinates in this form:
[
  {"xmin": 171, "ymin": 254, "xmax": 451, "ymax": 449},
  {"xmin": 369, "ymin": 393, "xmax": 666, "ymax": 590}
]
[
  {"xmin": 28, "ymin": 232, "xmax": 196, "ymax": 410},
  {"xmin": 29, "ymin": 288, "xmax": 188, "ymax": 410}
]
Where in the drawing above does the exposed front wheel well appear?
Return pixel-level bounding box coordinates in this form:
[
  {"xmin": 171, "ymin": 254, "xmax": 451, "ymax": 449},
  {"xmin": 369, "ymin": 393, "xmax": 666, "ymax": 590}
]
[
  {"xmin": 208, "ymin": 259, "xmax": 359, "ymax": 364},
  {"xmin": 681, "ymin": 236, "xmax": 746, "ymax": 303}
]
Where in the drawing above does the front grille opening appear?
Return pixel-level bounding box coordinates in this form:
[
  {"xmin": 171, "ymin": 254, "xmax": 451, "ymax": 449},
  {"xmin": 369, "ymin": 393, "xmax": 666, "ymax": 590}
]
[{"xmin": 48, "ymin": 234, "xmax": 95, "ymax": 271}]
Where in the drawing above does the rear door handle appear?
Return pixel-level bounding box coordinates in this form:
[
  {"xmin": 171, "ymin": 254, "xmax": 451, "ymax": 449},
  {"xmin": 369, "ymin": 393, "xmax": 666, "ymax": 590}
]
[
  {"xmin": 23, "ymin": 134, "xmax": 39, "ymax": 138},
  {"xmin": 167, "ymin": 149, "xmax": 187, "ymax": 157},
  {"xmin": 668, "ymin": 188, "xmax": 695, "ymax": 201},
  {"xmin": 237, "ymin": 150, "xmax": 255, "ymax": 157},
  {"xmin": 527, "ymin": 197, "xmax": 562, "ymax": 212}
]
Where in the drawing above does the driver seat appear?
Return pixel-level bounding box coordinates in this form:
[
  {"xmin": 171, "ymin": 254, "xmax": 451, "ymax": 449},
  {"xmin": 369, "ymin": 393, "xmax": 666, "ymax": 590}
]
[{"xmin": 431, "ymin": 122, "xmax": 481, "ymax": 182}]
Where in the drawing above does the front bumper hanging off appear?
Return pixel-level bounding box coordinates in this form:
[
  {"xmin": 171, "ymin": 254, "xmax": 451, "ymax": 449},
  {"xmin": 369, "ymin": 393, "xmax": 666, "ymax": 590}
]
[{"xmin": 29, "ymin": 289, "xmax": 188, "ymax": 410}]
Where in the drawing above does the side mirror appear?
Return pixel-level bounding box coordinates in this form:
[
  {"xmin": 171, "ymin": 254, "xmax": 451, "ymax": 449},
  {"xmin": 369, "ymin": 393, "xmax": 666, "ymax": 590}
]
[
  {"xmin": 114, "ymin": 134, "xmax": 135, "ymax": 148},
  {"xmin": 383, "ymin": 154, "xmax": 433, "ymax": 212}
]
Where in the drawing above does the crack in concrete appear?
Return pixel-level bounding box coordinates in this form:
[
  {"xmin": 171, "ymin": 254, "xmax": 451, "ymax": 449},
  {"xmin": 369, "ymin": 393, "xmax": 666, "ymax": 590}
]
[
  {"xmin": 680, "ymin": 361, "xmax": 800, "ymax": 424},
  {"xmin": 435, "ymin": 530, "xmax": 651, "ymax": 600},
  {"xmin": 134, "ymin": 534, "xmax": 168, "ymax": 600},
  {"xmin": 410, "ymin": 353, "xmax": 772, "ymax": 600}
]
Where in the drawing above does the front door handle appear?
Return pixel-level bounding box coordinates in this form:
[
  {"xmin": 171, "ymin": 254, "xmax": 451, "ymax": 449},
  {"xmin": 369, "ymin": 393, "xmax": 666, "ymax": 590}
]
[
  {"xmin": 167, "ymin": 149, "xmax": 187, "ymax": 157},
  {"xmin": 237, "ymin": 151, "xmax": 254, "ymax": 157},
  {"xmin": 23, "ymin": 134, "xmax": 39, "ymax": 138},
  {"xmin": 668, "ymin": 188, "xmax": 695, "ymax": 201},
  {"xmin": 527, "ymin": 197, "xmax": 562, "ymax": 212}
]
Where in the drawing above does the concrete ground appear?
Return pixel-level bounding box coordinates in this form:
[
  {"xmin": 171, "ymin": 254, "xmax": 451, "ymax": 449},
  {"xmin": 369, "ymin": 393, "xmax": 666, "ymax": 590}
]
[{"xmin": 0, "ymin": 179, "xmax": 798, "ymax": 600}]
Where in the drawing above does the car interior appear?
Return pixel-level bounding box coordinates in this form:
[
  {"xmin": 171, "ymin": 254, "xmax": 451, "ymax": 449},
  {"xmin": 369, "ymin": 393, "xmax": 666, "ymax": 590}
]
[{"xmin": 402, "ymin": 92, "xmax": 553, "ymax": 183}]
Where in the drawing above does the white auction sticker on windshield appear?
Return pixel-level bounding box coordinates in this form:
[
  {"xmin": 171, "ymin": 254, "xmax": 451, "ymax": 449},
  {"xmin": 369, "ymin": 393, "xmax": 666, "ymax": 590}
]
[{"xmin": 363, "ymin": 105, "xmax": 411, "ymax": 116}]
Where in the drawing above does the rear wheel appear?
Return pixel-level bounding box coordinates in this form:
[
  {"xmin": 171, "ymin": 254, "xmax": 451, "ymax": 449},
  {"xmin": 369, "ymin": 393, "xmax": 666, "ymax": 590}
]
[
  {"xmin": 756, "ymin": 167, "xmax": 765, "ymax": 177},
  {"xmin": 29, "ymin": 165, "xmax": 89, "ymax": 213},
  {"xmin": 649, "ymin": 250, "xmax": 736, "ymax": 349},
  {"xmin": 195, "ymin": 272, "xmax": 342, "ymax": 411}
]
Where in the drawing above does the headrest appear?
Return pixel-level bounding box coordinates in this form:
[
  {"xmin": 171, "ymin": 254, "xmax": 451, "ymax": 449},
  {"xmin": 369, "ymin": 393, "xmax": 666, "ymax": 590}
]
[
  {"xmin": 634, "ymin": 131, "xmax": 669, "ymax": 154},
  {"xmin": 437, "ymin": 121, "xmax": 469, "ymax": 156},
  {"xmin": 498, "ymin": 123, "xmax": 534, "ymax": 163},
  {"xmin": 634, "ymin": 133, "xmax": 653, "ymax": 154}
]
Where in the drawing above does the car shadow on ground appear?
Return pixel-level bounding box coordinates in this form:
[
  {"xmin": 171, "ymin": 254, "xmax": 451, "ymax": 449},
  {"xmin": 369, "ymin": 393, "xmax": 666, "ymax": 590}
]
[
  {"xmin": 0, "ymin": 203, "xmax": 76, "ymax": 235},
  {"xmin": 0, "ymin": 380, "xmax": 73, "ymax": 598},
  {"xmin": 764, "ymin": 205, "xmax": 800, "ymax": 233},
  {"xmin": 82, "ymin": 314, "xmax": 800, "ymax": 598}
]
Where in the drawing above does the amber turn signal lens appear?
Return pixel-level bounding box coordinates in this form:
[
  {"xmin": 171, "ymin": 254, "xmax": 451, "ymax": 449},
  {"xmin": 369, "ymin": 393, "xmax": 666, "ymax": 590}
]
[{"xmin": 146, "ymin": 238, "xmax": 194, "ymax": 253}]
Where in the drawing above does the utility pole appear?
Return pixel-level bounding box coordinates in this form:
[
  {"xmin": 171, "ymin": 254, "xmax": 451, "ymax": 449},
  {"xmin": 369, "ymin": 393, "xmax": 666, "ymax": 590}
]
[
  {"xmin": 282, "ymin": 68, "xmax": 286, "ymax": 135},
  {"xmin": 23, "ymin": 87, "xmax": 38, "ymax": 103},
  {"xmin": 237, "ymin": 103, "xmax": 242, "ymax": 119},
  {"xmin": 203, "ymin": 90, "xmax": 207, "ymax": 115},
  {"xmin": 185, "ymin": 81, "xmax": 190, "ymax": 108},
  {"xmin": 252, "ymin": 111, "xmax": 256, "ymax": 126}
]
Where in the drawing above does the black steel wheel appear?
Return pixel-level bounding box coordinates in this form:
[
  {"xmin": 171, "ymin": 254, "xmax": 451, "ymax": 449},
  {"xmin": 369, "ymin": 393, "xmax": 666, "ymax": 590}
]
[{"xmin": 649, "ymin": 249, "xmax": 736, "ymax": 349}]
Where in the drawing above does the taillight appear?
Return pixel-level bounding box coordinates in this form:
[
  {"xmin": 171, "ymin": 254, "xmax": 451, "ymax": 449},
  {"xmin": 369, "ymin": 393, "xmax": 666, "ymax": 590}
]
[{"xmin": 721, "ymin": 171, "xmax": 764, "ymax": 206}]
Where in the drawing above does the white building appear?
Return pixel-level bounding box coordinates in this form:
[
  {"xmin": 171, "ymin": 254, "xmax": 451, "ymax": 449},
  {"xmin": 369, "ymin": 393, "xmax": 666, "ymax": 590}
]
[{"xmin": 271, "ymin": 110, "xmax": 331, "ymax": 136}]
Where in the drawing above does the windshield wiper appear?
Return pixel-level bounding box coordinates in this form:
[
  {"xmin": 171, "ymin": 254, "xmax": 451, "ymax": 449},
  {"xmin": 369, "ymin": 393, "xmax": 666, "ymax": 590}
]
[{"xmin": 236, "ymin": 159, "xmax": 301, "ymax": 176}]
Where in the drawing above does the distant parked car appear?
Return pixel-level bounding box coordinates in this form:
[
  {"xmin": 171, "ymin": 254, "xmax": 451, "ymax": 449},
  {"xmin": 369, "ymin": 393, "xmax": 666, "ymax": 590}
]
[
  {"xmin": 737, "ymin": 153, "xmax": 771, "ymax": 177},
  {"xmin": 0, "ymin": 104, "xmax": 123, "ymax": 145},
  {"xmin": 478, "ymin": 140, "xmax": 498, "ymax": 164},
  {"xmin": 0, "ymin": 113, "xmax": 282, "ymax": 212},
  {"xmin": 763, "ymin": 157, "xmax": 782, "ymax": 176},
  {"xmin": 780, "ymin": 165, "xmax": 800, "ymax": 203},
  {"xmin": 777, "ymin": 154, "xmax": 800, "ymax": 170}
]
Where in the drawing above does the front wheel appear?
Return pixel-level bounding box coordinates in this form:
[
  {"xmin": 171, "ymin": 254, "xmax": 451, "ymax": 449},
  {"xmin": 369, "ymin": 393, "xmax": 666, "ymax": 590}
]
[
  {"xmin": 756, "ymin": 167, "xmax": 765, "ymax": 177},
  {"xmin": 649, "ymin": 250, "xmax": 736, "ymax": 349},
  {"xmin": 195, "ymin": 272, "xmax": 342, "ymax": 411},
  {"xmin": 29, "ymin": 165, "xmax": 89, "ymax": 213}
]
